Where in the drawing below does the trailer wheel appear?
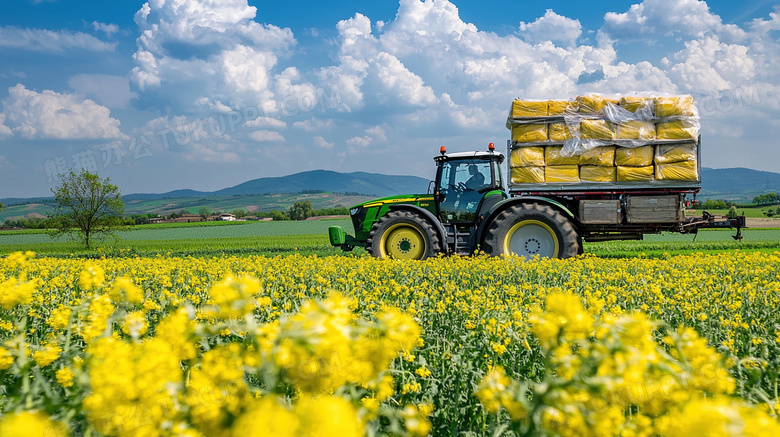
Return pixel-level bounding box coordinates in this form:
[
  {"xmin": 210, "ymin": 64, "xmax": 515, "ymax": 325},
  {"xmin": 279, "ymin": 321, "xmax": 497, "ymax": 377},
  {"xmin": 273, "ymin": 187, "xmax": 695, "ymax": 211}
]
[
  {"xmin": 367, "ymin": 210, "xmax": 441, "ymax": 260},
  {"xmin": 482, "ymin": 203, "xmax": 580, "ymax": 260}
]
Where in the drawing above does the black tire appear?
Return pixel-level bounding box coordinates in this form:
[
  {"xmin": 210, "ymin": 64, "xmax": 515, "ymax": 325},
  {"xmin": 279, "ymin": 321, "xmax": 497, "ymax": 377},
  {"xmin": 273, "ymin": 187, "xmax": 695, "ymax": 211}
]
[
  {"xmin": 366, "ymin": 210, "xmax": 441, "ymax": 260},
  {"xmin": 482, "ymin": 203, "xmax": 580, "ymax": 259}
]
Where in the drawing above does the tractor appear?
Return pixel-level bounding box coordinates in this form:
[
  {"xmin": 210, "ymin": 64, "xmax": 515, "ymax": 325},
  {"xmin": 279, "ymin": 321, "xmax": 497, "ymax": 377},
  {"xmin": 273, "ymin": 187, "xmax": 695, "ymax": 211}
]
[{"xmin": 328, "ymin": 143, "xmax": 580, "ymax": 260}]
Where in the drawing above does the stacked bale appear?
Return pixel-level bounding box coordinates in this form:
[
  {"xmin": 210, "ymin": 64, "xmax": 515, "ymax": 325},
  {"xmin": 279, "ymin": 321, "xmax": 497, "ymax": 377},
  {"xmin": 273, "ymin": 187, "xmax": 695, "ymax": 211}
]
[{"xmin": 506, "ymin": 94, "xmax": 700, "ymax": 185}]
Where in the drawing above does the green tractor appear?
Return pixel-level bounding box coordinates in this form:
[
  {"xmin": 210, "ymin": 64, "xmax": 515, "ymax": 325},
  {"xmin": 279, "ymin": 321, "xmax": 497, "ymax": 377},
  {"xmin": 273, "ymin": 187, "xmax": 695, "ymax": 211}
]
[{"xmin": 328, "ymin": 143, "xmax": 581, "ymax": 260}]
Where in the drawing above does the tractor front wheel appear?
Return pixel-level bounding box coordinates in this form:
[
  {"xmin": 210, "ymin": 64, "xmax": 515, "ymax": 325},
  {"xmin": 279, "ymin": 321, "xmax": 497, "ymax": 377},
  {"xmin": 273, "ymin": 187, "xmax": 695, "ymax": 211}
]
[
  {"xmin": 367, "ymin": 211, "xmax": 441, "ymax": 260},
  {"xmin": 482, "ymin": 203, "xmax": 580, "ymax": 260}
]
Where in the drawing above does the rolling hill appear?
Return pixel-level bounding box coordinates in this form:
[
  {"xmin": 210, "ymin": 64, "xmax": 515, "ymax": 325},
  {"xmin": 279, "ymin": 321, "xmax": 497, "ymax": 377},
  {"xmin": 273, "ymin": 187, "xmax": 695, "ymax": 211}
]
[{"xmin": 3, "ymin": 167, "xmax": 780, "ymax": 221}]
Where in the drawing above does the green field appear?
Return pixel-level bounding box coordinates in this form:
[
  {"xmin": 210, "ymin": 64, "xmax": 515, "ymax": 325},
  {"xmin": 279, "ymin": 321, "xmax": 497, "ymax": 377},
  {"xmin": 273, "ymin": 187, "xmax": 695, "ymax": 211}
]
[
  {"xmin": 1, "ymin": 219, "xmax": 777, "ymax": 258},
  {"xmin": 0, "ymin": 192, "xmax": 373, "ymax": 222}
]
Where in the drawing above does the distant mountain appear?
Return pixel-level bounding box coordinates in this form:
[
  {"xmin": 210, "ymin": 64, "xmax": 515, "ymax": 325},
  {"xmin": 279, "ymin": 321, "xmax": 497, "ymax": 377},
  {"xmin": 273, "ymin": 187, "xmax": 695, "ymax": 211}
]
[
  {"xmin": 119, "ymin": 170, "xmax": 431, "ymax": 201},
  {"xmin": 700, "ymin": 167, "xmax": 780, "ymax": 195},
  {"xmin": 4, "ymin": 168, "xmax": 780, "ymax": 207}
]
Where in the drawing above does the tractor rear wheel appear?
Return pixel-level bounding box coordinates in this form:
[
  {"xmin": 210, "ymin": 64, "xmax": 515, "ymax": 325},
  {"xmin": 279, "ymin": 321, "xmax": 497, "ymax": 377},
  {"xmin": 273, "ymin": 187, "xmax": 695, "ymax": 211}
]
[
  {"xmin": 367, "ymin": 211, "xmax": 441, "ymax": 260},
  {"xmin": 482, "ymin": 203, "xmax": 580, "ymax": 260}
]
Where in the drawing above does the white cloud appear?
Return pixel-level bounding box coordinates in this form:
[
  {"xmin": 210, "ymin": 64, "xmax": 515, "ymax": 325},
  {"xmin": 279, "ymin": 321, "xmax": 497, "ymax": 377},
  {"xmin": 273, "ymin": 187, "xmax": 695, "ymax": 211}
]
[
  {"xmin": 0, "ymin": 113, "xmax": 12, "ymax": 139},
  {"xmin": 0, "ymin": 26, "xmax": 115, "ymax": 53},
  {"xmin": 185, "ymin": 143, "xmax": 240, "ymax": 163},
  {"xmin": 245, "ymin": 116, "xmax": 286, "ymax": 129},
  {"xmin": 366, "ymin": 125, "xmax": 387, "ymax": 142},
  {"xmin": 312, "ymin": 136, "xmax": 333, "ymax": 149},
  {"xmin": 668, "ymin": 36, "xmax": 755, "ymax": 92},
  {"xmin": 519, "ymin": 9, "xmax": 582, "ymax": 47},
  {"xmin": 130, "ymin": 0, "xmax": 295, "ymax": 110},
  {"xmin": 346, "ymin": 136, "xmax": 372, "ymax": 147},
  {"xmin": 249, "ymin": 130, "xmax": 285, "ymax": 142},
  {"xmin": 293, "ymin": 117, "xmax": 334, "ymax": 132},
  {"xmin": 2, "ymin": 84, "xmax": 125, "ymax": 140},
  {"xmin": 602, "ymin": 0, "xmax": 746, "ymax": 41},
  {"xmin": 68, "ymin": 74, "xmax": 138, "ymax": 109},
  {"xmin": 92, "ymin": 21, "xmax": 119, "ymax": 36}
]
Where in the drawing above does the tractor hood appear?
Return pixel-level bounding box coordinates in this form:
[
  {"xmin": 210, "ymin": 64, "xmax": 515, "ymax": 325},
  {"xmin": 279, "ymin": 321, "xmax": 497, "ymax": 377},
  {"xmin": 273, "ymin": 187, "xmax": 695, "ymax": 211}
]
[{"xmin": 350, "ymin": 194, "xmax": 434, "ymax": 210}]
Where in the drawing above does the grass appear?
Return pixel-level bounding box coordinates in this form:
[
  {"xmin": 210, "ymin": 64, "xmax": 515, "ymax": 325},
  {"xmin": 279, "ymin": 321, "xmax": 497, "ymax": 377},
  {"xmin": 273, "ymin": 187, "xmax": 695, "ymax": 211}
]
[{"xmin": 1, "ymin": 218, "xmax": 775, "ymax": 259}]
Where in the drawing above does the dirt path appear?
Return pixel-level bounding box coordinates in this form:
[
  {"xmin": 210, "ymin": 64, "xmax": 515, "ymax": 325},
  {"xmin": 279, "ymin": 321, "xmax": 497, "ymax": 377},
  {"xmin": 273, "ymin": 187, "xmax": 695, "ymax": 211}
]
[{"xmin": 746, "ymin": 218, "xmax": 780, "ymax": 228}]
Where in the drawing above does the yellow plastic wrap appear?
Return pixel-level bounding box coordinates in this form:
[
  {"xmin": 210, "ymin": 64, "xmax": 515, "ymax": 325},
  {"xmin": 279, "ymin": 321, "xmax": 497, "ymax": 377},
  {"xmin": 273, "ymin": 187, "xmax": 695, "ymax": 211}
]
[
  {"xmin": 619, "ymin": 96, "xmax": 653, "ymax": 113},
  {"xmin": 617, "ymin": 120, "xmax": 655, "ymax": 140},
  {"xmin": 656, "ymin": 121, "xmax": 698, "ymax": 140},
  {"xmin": 510, "ymin": 166, "xmax": 545, "ymax": 184},
  {"xmin": 549, "ymin": 122, "xmax": 573, "ymax": 141},
  {"xmin": 579, "ymin": 146, "xmax": 615, "ymax": 166},
  {"xmin": 511, "ymin": 100, "xmax": 548, "ymax": 117},
  {"xmin": 654, "ymin": 96, "xmax": 695, "ymax": 117},
  {"xmin": 617, "ymin": 166, "xmax": 655, "ymax": 182},
  {"xmin": 577, "ymin": 95, "xmax": 618, "ymax": 114},
  {"xmin": 615, "ymin": 146, "xmax": 654, "ymax": 167},
  {"xmin": 580, "ymin": 120, "xmax": 615, "ymax": 140},
  {"xmin": 510, "ymin": 147, "xmax": 545, "ymax": 167},
  {"xmin": 546, "ymin": 166, "xmax": 580, "ymax": 183},
  {"xmin": 654, "ymin": 143, "xmax": 697, "ymax": 164},
  {"xmin": 580, "ymin": 166, "xmax": 616, "ymax": 182},
  {"xmin": 544, "ymin": 146, "xmax": 579, "ymax": 166},
  {"xmin": 512, "ymin": 124, "xmax": 548, "ymax": 143},
  {"xmin": 656, "ymin": 161, "xmax": 699, "ymax": 181},
  {"xmin": 548, "ymin": 100, "xmax": 576, "ymax": 115}
]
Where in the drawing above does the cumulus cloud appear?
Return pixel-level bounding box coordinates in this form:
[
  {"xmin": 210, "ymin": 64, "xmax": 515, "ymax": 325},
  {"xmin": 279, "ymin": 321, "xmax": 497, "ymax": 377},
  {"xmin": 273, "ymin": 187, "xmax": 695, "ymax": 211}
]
[
  {"xmin": 312, "ymin": 136, "xmax": 334, "ymax": 149},
  {"xmin": 249, "ymin": 130, "xmax": 285, "ymax": 142},
  {"xmin": 0, "ymin": 26, "xmax": 116, "ymax": 53},
  {"xmin": 520, "ymin": 9, "xmax": 582, "ymax": 47},
  {"xmin": 602, "ymin": 0, "xmax": 746, "ymax": 41},
  {"xmin": 0, "ymin": 113, "xmax": 12, "ymax": 139},
  {"xmin": 292, "ymin": 117, "xmax": 334, "ymax": 132},
  {"xmin": 91, "ymin": 21, "xmax": 119, "ymax": 36},
  {"xmin": 130, "ymin": 0, "xmax": 295, "ymax": 111},
  {"xmin": 2, "ymin": 84, "xmax": 125, "ymax": 140}
]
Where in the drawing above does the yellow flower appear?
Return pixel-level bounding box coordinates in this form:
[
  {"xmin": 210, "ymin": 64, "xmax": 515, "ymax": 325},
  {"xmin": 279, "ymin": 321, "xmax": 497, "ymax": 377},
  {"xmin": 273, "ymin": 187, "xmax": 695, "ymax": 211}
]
[
  {"xmin": 79, "ymin": 262, "xmax": 105, "ymax": 289},
  {"xmin": 0, "ymin": 276, "xmax": 35, "ymax": 309},
  {"xmin": 32, "ymin": 342, "xmax": 62, "ymax": 367},
  {"xmin": 108, "ymin": 277, "xmax": 144, "ymax": 304},
  {"xmin": 48, "ymin": 306, "xmax": 72, "ymax": 331},
  {"xmin": 0, "ymin": 411, "xmax": 68, "ymax": 437},
  {"xmin": 56, "ymin": 367, "xmax": 75, "ymax": 388},
  {"xmin": 415, "ymin": 365, "xmax": 432, "ymax": 378}
]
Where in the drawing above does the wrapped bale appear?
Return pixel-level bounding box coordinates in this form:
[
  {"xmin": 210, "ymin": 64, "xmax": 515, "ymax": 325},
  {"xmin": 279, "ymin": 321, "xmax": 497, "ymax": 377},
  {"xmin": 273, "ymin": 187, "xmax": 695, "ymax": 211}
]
[
  {"xmin": 579, "ymin": 146, "xmax": 616, "ymax": 166},
  {"xmin": 510, "ymin": 147, "xmax": 545, "ymax": 167},
  {"xmin": 511, "ymin": 166, "xmax": 545, "ymax": 184},
  {"xmin": 548, "ymin": 100, "xmax": 576, "ymax": 115},
  {"xmin": 656, "ymin": 120, "xmax": 698, "ymax": 140},
  {"xmin": 580, "ymin": 120, "xmax": 616, "ymax": 140},
  {"xmin": 549, "ymin": 122, "xmax": 573, "ymax": 141},
  {"xmin": 512, "ymin": 124, "xmax": 548, "ymax": 143},
  {"xmin": 581, "ymin": 166, "xmax": 616, "ymax": 182},
  {"xmin": 545, "ymin": 146, "xmax": 579, "ymax": 166},
  {"xmin": 654, "ymin": 96, "xmax": 695, "ymax": 117},
  {"xmin": 546, "ymin": 166, "xmax": 580, "ymax": 183},
  {"xmin": 617, "ymin": 165, "xmax": 655, "ymax": 182},
  {"xmin": 656, "ymin": 161, "xmax": 699, "ymax": 181},
  {"xmin": 511, "ymin": 100, "xmax": 548, "ymax": 117},
  {"xmin": 615, "ymin": 146, "xmax": 654, "ymax": 167},
  {"xmin": 617, "ymin": 120, "xmax": 655, "ymax": 140},
  {"xmin": 654, "ymin": 143, "xmax": 697, "ymax": 164},
  {"xmin": 619, "ymin": 96, "xmax": 653, "ymax": 114},
  {"xmin": 577, "ymin": 95, "xmax": 618, "ymax": 114}
]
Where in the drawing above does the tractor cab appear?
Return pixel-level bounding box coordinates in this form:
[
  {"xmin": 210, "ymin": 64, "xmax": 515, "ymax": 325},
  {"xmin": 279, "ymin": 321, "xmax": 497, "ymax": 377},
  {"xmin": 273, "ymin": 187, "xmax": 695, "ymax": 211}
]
[{"xmin": 433, "ymin": 144, "xmax": 506, "ymax": 224}]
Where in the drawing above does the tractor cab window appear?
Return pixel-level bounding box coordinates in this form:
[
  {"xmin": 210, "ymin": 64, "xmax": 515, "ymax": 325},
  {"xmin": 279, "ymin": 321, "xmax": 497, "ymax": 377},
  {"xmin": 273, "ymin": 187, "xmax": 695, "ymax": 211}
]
[{"xmin": 437, "ymin": 159, "xmax": 493, "ymax": 222}]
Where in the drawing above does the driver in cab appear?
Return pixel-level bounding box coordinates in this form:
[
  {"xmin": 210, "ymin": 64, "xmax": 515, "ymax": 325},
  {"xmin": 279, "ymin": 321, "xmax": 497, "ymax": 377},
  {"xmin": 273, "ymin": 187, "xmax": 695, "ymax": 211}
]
[{"xmin": 464, "ymin": 164, "xmax": 485, "ymax": 191}]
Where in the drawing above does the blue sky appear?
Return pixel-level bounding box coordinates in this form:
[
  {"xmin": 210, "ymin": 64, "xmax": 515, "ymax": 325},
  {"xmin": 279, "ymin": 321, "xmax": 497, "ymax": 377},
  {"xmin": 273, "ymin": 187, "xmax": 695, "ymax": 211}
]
[{"xmin": 0, "ymin": 0, "xmax": 779, "ymax": 198}]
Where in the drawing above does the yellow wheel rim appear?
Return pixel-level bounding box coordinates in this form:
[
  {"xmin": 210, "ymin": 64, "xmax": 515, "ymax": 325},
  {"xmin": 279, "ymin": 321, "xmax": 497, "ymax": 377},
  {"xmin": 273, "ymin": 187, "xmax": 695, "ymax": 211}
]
[
  {"xmin": 504, "ymin": 219, "xmax": 559, "ymax": 259},
  {"xmin": 380, "ymin": 223, "xmax": 426, "ymax": 259}
]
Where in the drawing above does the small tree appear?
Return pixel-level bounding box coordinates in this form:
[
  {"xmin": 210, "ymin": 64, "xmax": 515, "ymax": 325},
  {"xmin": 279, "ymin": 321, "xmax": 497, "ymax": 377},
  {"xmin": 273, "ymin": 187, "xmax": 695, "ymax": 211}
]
[
  {"xmin": 199, "ymin": 207, "xmax": 211, "ymax": 219},
  {"xmin": 49, "ymin": 170, "xmax": 124, "ymax": 249},
  {"xmin": 289, "ymin": 201, "xmax": 314, "ymax": 220},
  {"xmin": 232, "ymin": 209, "xmax": 247, "ymax": 219},
  {"xmin": 726, "ymin": 206, "xmax": 738, "ymax": 219}
]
